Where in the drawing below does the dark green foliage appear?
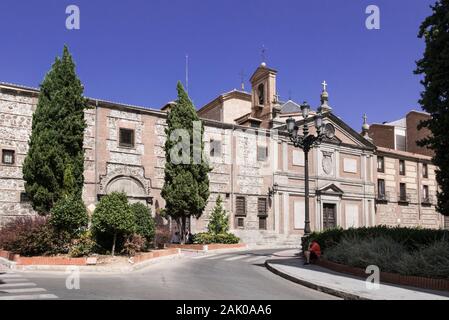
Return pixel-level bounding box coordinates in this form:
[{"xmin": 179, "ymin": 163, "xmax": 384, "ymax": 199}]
[
  {"xmin": 23, "ymin": 46, "xmax": 88, "ymax": 214},
  {"xmin": 0, "ymin": 217, "xmax": 71, "ymax": 256},
  {"xmin": 193, "ymin": 232, "xmax": 240, "ymax": 245},
  {"xmin": 130, "ymin": 203, "xmax": 155, "ymax": 242},
  {"xmin": 50, "ymin": 195, "xmax": 88, "ymax": 236},
  {"xmin": 207, "ymin": 196, "xmax": 229, "ymax": 235},
  {"xmin": 161, "ymin": 82, "xmax": 211, "ymax": 242},
  {"xmin": 302, "ymin": 226, "xmax": 449, "ymax": 253},
  {"xmin": 415, "ymin": 1, "xmax": 449, "ymax": 215},
  {"xmin": 92, "ymin": 192, "xmax": 135, "ymax": 255},
  {"xmin": 324, "ymin": 236, "xmax": 449, "ymax": 279}
]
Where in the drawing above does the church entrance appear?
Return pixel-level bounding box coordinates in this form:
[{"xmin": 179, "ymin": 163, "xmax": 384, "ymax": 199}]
[{"xmin": 323, "ymin": 203, "xmax": 337, "ymax": 230}]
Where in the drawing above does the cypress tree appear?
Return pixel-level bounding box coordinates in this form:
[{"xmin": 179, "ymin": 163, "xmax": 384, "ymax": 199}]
[
  {"xmin": 23, "ymin": 46, "xmax": 88, "ymax": 214},
  {"xmin": 208, "ymin": 196, "xmax": 229, "ymax": 235},
  {"xmin": 415, "ymin": 0, "xmax": 449, "ymax": 215},
  {"xmin": 161, "ymin": 82, "xmax": 211, "ymax": 243}
]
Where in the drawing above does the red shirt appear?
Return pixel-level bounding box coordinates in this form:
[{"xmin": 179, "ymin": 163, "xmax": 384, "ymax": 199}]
[{"xmin": 310, "ymin": 242, "xmax": 321, "ymax": 257}]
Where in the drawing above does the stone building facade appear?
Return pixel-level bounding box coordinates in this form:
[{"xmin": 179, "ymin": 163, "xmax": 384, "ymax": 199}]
[{"xmin": 0, "ymin": 63, "xmax": 447, "ymax": 246}]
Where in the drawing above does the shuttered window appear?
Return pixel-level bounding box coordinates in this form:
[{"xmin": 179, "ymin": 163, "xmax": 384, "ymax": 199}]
[
  {"xmin": 235, "ymin": 196, "xmax": 246, "ymax": 217},
  {"xmin": 258, "ymin": 198, "xmax": 268, "ymax": 217},
  {"xmin": 259, "ymin": 217, "xmax": 267, "ymax": 230}
]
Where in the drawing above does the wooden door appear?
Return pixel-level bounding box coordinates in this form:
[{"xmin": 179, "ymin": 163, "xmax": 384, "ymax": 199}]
[{"xmin": 323, "ymin": 204, "xmax": 337, "ymax": 230}]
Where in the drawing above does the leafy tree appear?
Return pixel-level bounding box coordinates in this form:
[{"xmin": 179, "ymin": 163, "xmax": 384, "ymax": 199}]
[
  {"xmin": 207, "ymin": 196, "xmax": 229, "ymax": 235},
  {"xmin": 92, "ymin": 192, "xmax": 135, "ymax": 256},
  {"xmin": 415, "ymin": 0, "xmax": 449, "ymax": 215},
  {"xmin": 130, "ymin": 203, "xmax": 155, "ymax": 242},
  {"xmin": 23, "ymin": 45, "xmax": 88, "ymax": 214},
  {"xmin": 161, "ymin": 82, "xmax": 211, "ymax": 243},
  {"xmin": 50, "ymin": 195, "xmax": 88, "ymax": 236}
]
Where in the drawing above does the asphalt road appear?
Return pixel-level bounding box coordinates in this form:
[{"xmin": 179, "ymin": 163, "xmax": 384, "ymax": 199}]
[{"xmin": 0, "ymin": 249, "xmax": 337, "ymax": 300}]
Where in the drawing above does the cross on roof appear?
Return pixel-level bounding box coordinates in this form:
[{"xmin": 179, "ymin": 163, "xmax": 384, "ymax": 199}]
[
  {"xmin": 261, "ymin": 45, "xmax": 267, "ymax": 63},
  {"xmin": 322, "ymin": 80, "xmax": 328, "ymax": 91},
  {"xmin": 238, "ymin": 70, "xmax": 247, "ymax": 90}
]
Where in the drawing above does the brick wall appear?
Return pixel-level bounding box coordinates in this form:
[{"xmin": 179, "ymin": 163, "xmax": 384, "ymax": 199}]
[
  {"xmin": 406, "ymin": 111, "xmax": 434, "ymax": 157},
  {"xmin": 368, "ymin": 124, "xmax": 395, "ymax": 149}
]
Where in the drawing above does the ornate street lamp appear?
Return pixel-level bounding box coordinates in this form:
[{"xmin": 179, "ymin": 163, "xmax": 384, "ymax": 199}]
[{"xmin": 286, "ymin": 102, "xmax": 327, "ymax": 235}]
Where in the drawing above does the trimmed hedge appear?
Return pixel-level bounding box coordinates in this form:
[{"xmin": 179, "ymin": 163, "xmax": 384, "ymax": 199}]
[
  {"xmin": 302, "ymin": 226, "xmax": 449, "ymax": 253},
  {"xmin": 193, "ymin": 232, "xmax": 240, "ymax": 245}
]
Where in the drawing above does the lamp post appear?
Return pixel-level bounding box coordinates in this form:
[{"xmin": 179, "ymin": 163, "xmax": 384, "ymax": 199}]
[{"xmin": 286, "ymin": 102, "xmax": 326, "ymax": 235}]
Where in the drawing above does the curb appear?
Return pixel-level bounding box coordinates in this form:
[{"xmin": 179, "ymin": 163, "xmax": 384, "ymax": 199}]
[
  {"xmin": 1, "ymin": 253, "xmax": 182, "ymax": 274},
  {"xmin": 264, "ymin": 259, "xmax": 369, "ymax": 301}
]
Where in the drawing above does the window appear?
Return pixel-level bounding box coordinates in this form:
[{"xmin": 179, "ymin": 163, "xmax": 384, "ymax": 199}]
[
  {"xmin": 237, "ymin": 217, "xmax": 245, "ymax": 229},
  {"xmin": 119, "ymin": 128, "xmax": 135, "ymax": 148},
  {"xmin": 377, "ymin": 157, "xmax": 384, "ymax": 173},
  {"xmin": 399, "ymin": 160, "xmax": 406, "ymax": 176},
  {"xmin": 235, "ymin": 196, "xmax": 246, "ymax": 217},
  {"xmin": 20, "ymin": 192, "xmax": 30, "ymax": 203},
  {"xmin": 250, "ymin": 121, "xmax": 260, "ymax": 128},
  {"xmin": 257, "ymin": 146, "xmax": 268, "ymax": 162},
  {"xmin": 258, "ymin": 198, "xmax": 268, "ymax": 217},
  {"xmin": 259, "ymin": 217, "xmax": 267, "ymax": 230},
  {"xmin": 2, "ymin": 150, "xmax": 15, "ymax": 165},
  {"xmin": 399, "ymin": 183, "xmax": 407, "ymax": 202},
  {"xmin": 423, "ymin": 185, "xmax": 430, "ymax": 203},
  {"xmin": 423, "ymin": 164, "xmax": 429, "ymax": 179},
  {"xmin": 377, "ymin": 179, "xmax": 386, "ymax": 199},
  {"xmin": 257, "ymin": 84, "xmax": 265, "ymax": 105},
  {"xmin": 210, "ymin": 139, "xmax": 222, "ymax": 158}
]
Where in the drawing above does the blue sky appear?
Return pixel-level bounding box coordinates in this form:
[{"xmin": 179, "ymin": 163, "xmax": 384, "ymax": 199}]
[{"xmin": 0, "ymin": 0, "xmax": 436, "ymax": 130}]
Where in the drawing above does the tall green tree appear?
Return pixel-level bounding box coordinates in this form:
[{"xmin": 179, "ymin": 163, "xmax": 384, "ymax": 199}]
[
  {"xmin": 161, "ymin": 82, "xmax": 211, "ymax": 243},
  {"xmin": 208, "ymin": 196, "xmax": 229, "ymax": 235},
  {"xmin": 23, "ymin": 46, "xmax": 88, "ymax": 214},
  {"xmin": 415, "ymin": 0, "xmax": 449, "ymax": 215}
]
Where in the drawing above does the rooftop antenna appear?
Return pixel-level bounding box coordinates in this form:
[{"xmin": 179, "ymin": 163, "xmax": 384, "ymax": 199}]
[
  {"xmin": 238, "ymin": 70, "xmax": 247, "ymax": 91},
  {"xmin": 185, "ymin": 54, "xmax": 189, "ymax": 93}
]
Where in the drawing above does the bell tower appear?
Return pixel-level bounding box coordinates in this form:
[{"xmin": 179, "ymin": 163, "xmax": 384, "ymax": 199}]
[{"xmin": 249, "ymin": 62, "xmax": 278, "ymax": 128}]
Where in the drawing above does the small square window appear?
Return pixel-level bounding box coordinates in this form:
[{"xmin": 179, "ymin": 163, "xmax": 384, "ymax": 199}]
[
  {"xmin": 257, "ymin": 146, "xmax": 268, "ymax": 162},
  {"xmin": 2, "ymin": 150, "xmax": 15, "ymax": 165},
  {"xmin": 119, "ymin": 128, "xmax": 135, "ymax": 148}
]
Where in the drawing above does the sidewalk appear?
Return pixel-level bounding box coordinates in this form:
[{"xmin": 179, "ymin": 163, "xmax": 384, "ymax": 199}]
[{"xmin": 266, "ymin": 250, "xmax": 449, "ymax": 300}]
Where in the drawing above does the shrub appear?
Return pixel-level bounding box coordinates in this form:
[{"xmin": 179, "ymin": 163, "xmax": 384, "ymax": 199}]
[
  {"xmin": 69, "ymin": 231, "xmax": 97, "ymax": 258},
  {"xmin": 92, "ymin": 192, "xmax": 135, "ymax": 256},
  {"xmin": 207, "ymin": 196, "xmax": 229, "ymax": 235},
  {"xmin": 130, "ymin": 203, "xmax": 155, "ymax": 242},
  {"xmin": 303, "ymin": 226, "xmax": 449, "ymax": 253},
  {"xmin": 193, "ymin": 232, "xmax": 240, "ymax": 245},
  {"xmin": 323, "ymin": 236, "xmax": 449, "ymax": 280},
  {"xmin": 0, "ymin": 216, "xmax": 70, "ymax": 256},
  {"xmin": 122, "ymin": 234, "xmax": 146, "ymax": 257},
  {"xmin": 50, "ymin": 195, "xmax": 88, "ymax": 236}
]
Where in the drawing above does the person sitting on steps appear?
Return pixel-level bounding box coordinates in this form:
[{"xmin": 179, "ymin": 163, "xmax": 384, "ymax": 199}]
[{"xmin": 304, "ymin": 240, "xmax": 321, "ymax": 265}]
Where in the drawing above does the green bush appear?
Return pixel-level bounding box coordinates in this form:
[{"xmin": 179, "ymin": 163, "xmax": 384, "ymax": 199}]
[
  {"xmin": 323, "ymin": 236, "xmax": 449, "ymax": 279},
  {"xmin": 69, "ymin": 231, "xmax": 97, "ymax": 258},
  {"xmin": 207, "ymin": 196, "xmax": 229, "ymax": 235},
  {"xmin": 50, "ymin": 195, "xmax": 88, "ymax": 236},
  {"xmin": 92, "ymin": 192, "xmax": 135, "ymax": 256},
  {"xmin": 130, "ymin": 203, "xmax": 155, "ymax": 242},
  {"xmin": 193, "ymin": 232, "xmax": 240, "ymax": 245},
  {"xmin": 303, "ymin": 226, "xmax": 449, "ymax": 253}
]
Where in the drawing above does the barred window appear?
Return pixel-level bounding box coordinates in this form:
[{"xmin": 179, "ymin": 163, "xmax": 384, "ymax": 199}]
[
  {"xmin": 258, "ymin": 198, "xmax": 268, "ymax": 217},
  {"xmin": 399, "ymin": 160, "xmax": 406, "ymax": 176},
  {"xmin": 2, "ymin": 150, "xmax": 15, "ymax": 165},
  {"xmin": 235, "ymin": 196, "xmax": 246, "ymax": 217},
  {"xmin": 259, "ymin": 217, "xmax": 267, "ymax": 230},
  {"xmin": 237, "ymin": 217, "xmax": 245, "ymax": 229},
  {"xmin": 119, "ymin": 128, "xmax": 135, "ymax": 148}
]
